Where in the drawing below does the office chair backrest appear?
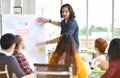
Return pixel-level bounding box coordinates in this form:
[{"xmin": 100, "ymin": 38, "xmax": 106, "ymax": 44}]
[
  {"xmin": 0, "ymin": 65, "xmax": 9, "ymax": 78},
  {"xmin": 34, "ymin": 63, "xmax": 73, "ymax": 78}
]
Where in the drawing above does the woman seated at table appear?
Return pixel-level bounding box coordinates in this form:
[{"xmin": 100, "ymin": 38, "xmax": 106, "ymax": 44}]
[{"xmin": 90, "ymin": 38, "xmax": 109, "ymax": 70}]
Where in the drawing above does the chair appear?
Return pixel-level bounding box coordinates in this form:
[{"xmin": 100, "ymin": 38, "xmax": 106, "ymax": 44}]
[
  {"xmin": 22, "ymin": 73, "xmax": 35, "ymax": 78},
  {"xmin": 34, "ymin": 63, "xmax": 73, "ymax": 78},
  {"xmin": 0, "ymin": 65, "xmax": 9, "ymax": 78}
]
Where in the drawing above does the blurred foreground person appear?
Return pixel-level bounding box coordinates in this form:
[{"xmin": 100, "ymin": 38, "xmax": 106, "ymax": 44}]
[
  {"xmin": 101, "ymin": 38, "xmax": 120, "ymax": 78},
  {"xmin": 48, "ymin": 33, "xmax": 88, "ymax": 78}
]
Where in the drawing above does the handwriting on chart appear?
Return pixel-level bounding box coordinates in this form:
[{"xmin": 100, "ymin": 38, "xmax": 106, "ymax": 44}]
[
  {"xmin": 2, "ymin": 15, "xmax": 47, "ymax": 64},
  {"xmin": 11, "ymin": 17, "xmax": 44, "ymax": 36},
  {"xmin": 15, "ymin": 29, "xmax": 30, "ymax": 36}
]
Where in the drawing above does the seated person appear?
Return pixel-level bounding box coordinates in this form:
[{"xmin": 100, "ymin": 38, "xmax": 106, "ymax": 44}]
[
  {"xmin": 13, "ymin": 35, "xmax": 33, "ymax": 75},
  {"xmin": 101, "ymin": 38, "xmax": 120, "ymax": 78},
  {"xmin": 0, "ymin": 33, "xmax": 25, "ymax": 78},
  {"xmin": 48, "ymin": 33, "xmax": 88, "ymax": 78},
  {"xmin": 90, "ymin": 38, "xmax": 109, "ymax": 70}
]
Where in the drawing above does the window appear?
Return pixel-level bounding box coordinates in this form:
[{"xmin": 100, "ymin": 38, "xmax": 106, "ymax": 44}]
[
  {"xmin": 114, "ymin": 0, "xmax": 120, "ymax": 38},
  {"xmin": 88, "ymin": 0, "xmax": 112, "ymax": 49}
]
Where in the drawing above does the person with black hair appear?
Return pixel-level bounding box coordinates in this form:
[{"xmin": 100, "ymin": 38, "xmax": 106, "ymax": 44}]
[
  {"xmin": 36, "ymin": 3, "xmax": 79, "ymax": 50},
  {"xmin": 101, "ymin": 38, "xmax": 120, "ymax": 78},
  {"xmin": 0, "ymin": 33, "xmax": 25, "ymax": 78}
]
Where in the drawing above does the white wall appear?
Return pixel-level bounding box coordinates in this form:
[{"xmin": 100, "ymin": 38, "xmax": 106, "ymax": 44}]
[
  {"xmin": 1, "ymin": 0, "xmax": 11, "ymax": 14},
  {"xmin": 35, "ymin": 0, "xmax": 61, "ymax": 51},
  {"xmin": 22, "ymin": 0, "xmax": 35, "ymax": 14}
]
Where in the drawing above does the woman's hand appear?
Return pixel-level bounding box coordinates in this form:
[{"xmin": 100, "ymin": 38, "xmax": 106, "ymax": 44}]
[
  {"xmin": 36, "ymin": 42, "xmax": 46, "ymax": 46},
  {"xmin": 93, "ymin": 57, "xmax": 109, "ymax": 70},
  {"xmin": 37, "ymin": 17, "xmax": 49, "ymax": 24},
  {"xmin": 98, "ymin": 60, "xmax": 109, "ymax": 70}
]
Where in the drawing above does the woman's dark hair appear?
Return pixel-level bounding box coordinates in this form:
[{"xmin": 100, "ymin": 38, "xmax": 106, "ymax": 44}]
[
  {"xmin": 108, "ymin": 38, "xmax": 120, "ymax": 62},
  {"xmin": 49, "ymin": 33, "xmax": 77, "ymax": 75},
  {"xmin": 55, "ymin": 33, "xmax": 77, "ymax": 54},
  {"xmin": 60, "ymin": 3, "xmax": 75, "ymax": 18}
]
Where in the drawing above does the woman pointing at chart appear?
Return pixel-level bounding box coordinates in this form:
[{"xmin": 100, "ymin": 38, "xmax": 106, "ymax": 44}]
[{"xmin": 36, "ymin": 3, "xmax": 79, "ymax": 50}]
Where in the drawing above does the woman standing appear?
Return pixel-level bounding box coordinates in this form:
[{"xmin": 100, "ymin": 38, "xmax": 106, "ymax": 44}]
[{"xmin": 36, "ymin": 3, "xmax": 79, "ymax": 50}]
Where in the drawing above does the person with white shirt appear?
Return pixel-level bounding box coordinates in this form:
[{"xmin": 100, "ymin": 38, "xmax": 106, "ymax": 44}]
[
  {"xmin": 90, "ymin": 38, "xmax": 109, "ymax": 70},
  {"xmin": 0, "ymin": 33, "xmax": 25, "ymax": 78}
]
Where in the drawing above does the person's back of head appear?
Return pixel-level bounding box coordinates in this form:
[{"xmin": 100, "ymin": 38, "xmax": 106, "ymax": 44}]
[
  {"xmin": 55, "ymin": 33, "xmax": 77, "ymax": 55},
  {"xmin": 108, "ymin": 38, "xmax": 120, "ymax": 62},
  {"xmin": 0, "ymin": 33, "xmax": 16, "ymax": 50},
  {"xmin": 95, "ymin": 38, "xmax": 108, "ymax": 54},
  {"xmin": 50, "ymin": 33, "xmax": 78, "ymax": 76}
]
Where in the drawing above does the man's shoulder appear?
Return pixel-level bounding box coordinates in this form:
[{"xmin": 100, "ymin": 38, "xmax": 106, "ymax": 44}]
[
  {"xmin": 3, "ymin": 55, "xmax": 17, "ymax": 64},
  {"xmin": 0, "ymin": 52, "xmax": 5, "ymax": 55},
  {"xmin": 0, "ymin": 53, "xmax": 16, "ymax": 64},
  {"xmin": 0, "ymin": 52, "xmax": 8, "ymax": 58}
]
